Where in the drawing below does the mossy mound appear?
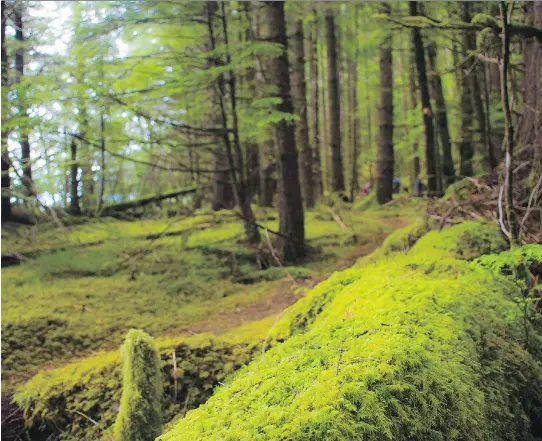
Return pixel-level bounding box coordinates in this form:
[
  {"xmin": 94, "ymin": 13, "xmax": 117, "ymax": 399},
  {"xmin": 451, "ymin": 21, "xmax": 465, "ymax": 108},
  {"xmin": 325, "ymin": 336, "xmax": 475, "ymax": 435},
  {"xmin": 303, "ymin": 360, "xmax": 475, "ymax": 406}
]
[
  {"xmin": 13, "ymin": 322, "xmax": 270, "ymax": 441},
  {"xmin": 160, "ymin": 222, "xmax": 542, "ymax": 441}
]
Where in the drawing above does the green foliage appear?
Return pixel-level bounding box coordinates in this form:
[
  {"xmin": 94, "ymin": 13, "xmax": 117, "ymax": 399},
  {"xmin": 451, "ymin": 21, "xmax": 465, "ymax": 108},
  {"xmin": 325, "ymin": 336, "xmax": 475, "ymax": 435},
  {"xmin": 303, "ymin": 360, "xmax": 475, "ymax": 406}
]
[
  {"xmin": 159, "ymin": 222, "xmax": 542, "ymax": 441},
  {"xmin": 114, "ymin": 330, "xmax": 163, "ymax": 441},
  {"xmin": 476, "ymin": 244, "xmax": 542, "ymax": 277}
]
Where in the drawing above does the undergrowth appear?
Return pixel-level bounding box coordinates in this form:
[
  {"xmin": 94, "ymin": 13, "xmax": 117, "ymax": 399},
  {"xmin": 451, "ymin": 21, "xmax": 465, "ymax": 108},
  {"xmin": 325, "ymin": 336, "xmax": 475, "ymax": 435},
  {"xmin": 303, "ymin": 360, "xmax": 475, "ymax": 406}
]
[{"xmin": 2, "ymin": 205, "xmax": 415, "ymax": 386}]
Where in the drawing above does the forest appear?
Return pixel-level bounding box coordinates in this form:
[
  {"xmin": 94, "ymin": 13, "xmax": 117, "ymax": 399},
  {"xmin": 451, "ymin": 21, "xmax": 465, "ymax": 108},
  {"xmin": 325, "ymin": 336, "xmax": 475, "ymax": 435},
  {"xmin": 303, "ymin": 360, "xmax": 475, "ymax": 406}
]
[{"xmin": 1, "ymin": 1, "xmax": 541, "ymax": 441}]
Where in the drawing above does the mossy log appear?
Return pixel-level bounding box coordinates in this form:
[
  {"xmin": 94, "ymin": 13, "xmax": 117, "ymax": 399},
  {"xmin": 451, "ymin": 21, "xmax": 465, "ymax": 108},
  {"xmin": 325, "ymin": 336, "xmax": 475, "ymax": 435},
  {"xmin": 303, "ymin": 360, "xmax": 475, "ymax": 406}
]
[{"xmin": 100, "ymin": 188, "xmax": 196, "ymax": 217}]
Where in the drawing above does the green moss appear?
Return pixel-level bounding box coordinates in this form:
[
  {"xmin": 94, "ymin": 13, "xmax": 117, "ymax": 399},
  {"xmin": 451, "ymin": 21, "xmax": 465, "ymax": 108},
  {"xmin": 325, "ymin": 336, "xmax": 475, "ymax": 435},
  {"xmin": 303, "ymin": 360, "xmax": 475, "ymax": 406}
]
[
  {"xmin": 159, "ymin": 222, "xmax": 542, "ymax": 441},
  {"xmin": 410, "ymin": 221, "xmax": 508, "ymax": 260},
  {"xmin": 2, "ymin": 207, "xmax": 411, "ymax": 383},
  {"xmin": 114, "ymin": 330, "xmax": 163, "ymax": 441},
  {"xmin": 14, "ymin": 324, "xmax": 268, "ymax": 441}
]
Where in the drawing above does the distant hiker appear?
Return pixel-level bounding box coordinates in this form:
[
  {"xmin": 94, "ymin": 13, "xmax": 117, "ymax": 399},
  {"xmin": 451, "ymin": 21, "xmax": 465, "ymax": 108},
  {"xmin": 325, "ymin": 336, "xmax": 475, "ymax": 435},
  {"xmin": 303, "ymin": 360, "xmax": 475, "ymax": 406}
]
[
  {"xmin": 414, "ymin": 176, "xmax": 424, "ymax": 197},
  {"xmin": 363, "ymin": 181, "xmax": 372, "ymax": 195},
  {"xmin": 393, "ymin": 177, "xmax": 401, "ymax": 194}
]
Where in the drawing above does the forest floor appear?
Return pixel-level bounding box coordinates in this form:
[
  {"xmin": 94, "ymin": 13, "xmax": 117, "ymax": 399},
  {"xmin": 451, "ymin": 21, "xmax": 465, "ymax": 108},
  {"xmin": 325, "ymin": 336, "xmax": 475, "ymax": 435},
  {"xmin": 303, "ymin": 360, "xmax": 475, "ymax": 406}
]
[{"xmin": 1, "ymin": 199, "xmax": 420, "ymax": 392}]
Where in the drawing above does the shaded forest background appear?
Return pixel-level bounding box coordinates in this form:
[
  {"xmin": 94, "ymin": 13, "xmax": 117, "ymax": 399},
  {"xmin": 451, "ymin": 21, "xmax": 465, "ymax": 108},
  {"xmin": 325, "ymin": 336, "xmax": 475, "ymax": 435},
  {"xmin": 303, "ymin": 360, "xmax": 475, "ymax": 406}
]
[{"xmin": 1, "ymin": 1, "xmax": 541, "ymax": 258}]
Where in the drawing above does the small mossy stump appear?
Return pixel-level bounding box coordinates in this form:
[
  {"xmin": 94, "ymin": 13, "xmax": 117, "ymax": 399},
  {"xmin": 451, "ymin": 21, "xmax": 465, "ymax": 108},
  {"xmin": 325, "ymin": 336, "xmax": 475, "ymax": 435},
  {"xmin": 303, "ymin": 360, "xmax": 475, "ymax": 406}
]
[{"xmin": 114, "ymin": 329, "xmax": 163, "ymax": 441}]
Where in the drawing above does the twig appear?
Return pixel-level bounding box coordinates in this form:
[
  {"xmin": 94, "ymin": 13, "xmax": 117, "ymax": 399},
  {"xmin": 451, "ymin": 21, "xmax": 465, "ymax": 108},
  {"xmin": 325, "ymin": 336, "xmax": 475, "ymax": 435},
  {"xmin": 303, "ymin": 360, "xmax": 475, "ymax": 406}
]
[
  {"xmin": 498, "ymin": 184, "xmax": 511, "ymax": 239},
  {"xmin": 263, "ymin": 227, "xmax": 298, "ymax": 288}
]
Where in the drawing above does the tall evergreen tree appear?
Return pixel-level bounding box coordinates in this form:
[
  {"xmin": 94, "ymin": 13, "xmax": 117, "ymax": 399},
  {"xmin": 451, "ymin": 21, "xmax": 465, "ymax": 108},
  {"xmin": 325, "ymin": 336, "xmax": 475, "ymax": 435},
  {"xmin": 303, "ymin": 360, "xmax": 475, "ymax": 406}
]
[
  {"xmin": 266, "ymin": 1, "xmax": 305, "ymax": 261},
  {"xmin": 325, "ymin": 8, "xmax": 345, "ymax": 193},
  {"xmin": 1, "ymin": 0, "xmax": 11, "ymax": 221},
  {"xmin": 427, "ymin": 41, "xmax": 455, "ymax": 187},
  {"xmin": 291, "ymin": 17, "xmax": 314, "ymax": 207},
  {"xmin": 409, "ymin": 1, "xmax": 438, "ymax": 196},
  {"xmin": 376, "ymin": 3, "xmax": 394, "ymax": 205}
]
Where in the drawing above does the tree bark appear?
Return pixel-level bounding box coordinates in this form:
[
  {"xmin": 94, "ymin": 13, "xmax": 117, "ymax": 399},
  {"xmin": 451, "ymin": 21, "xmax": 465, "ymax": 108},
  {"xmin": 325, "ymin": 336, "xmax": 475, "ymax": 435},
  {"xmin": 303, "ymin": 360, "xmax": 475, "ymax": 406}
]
[
  {"xmin": 206, "ymin": 2, "xmax": 235, "ymax": 212},
  {"xmin": 408, "ymin": 46, "xmax": 420, "ymax": 189},
  {"xmin": 427, "ymin": 41, "xmax": 455, "ymax": 187},
  {"xmin": 69, "ymin": 139, "xmax": 81, "ymax": 215},
  {"xmin": 409, "ymin": 1, "xmax": 438, "ymax": 196},
  {"xmin": 458, "ymin": 3, "xmax": 475, "ymax": 178},
  {"xmin": 376, "ymin": 3, "xmax": 394, "ymax": 205},
  {"xmin": 522, "ymin": 2, "xmax": 542, "ymax": 160},
  {"xmin": 308, "ymin": 15, "xmax": 323, "ymax": 198},
  {"xmin": 499, "ymin": 2, "xmax": 518, "ymax": 244},
  {"xmin": 291, "ymin": 18, "xmax": 314, "ymax": 207},
  {"xmin": 14, "ymin": 3, "xmax": 32, "ymax": 198},
  {"xmin": 325, "ymin": 8, "xmax": 345, "ymax": 193},
  {"xmin": 220, "ymin": 2, "xmax": 261, "ymax": 245},
  {"xmin": 266, "ymin": 1, "xmax": 305, "ymax": 261},
  {"xmin": 1, "ymin": 1, "xmax": 12, "ymax": 221},
  {"xmin": 349, "ymin": 8, "xmax": 360, "ymax": 202}
]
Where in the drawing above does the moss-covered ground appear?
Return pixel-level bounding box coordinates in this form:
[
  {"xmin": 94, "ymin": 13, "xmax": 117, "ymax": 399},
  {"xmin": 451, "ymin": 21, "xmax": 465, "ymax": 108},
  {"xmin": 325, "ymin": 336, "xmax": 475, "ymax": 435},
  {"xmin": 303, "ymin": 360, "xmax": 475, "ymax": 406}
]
[
  {"xmin": 158, "ymin": 221, "xmax": 542, "ymax": 441},
  {"xmin": 2, "ymin": 203, "xmax": 417, "ymax": 388}
]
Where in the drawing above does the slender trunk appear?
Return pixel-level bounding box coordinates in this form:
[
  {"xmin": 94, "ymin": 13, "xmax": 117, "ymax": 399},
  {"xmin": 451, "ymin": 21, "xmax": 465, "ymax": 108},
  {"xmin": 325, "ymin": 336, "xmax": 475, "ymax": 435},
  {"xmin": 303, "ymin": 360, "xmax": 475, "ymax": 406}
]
[
  {"xmin": 458, "ymin": 3, "xmax": 475, "ymax": 178},
  {"xmin": 14, "ymin": 4, "xmax": 32, "ymax": 198},
  {"xmin": 408, "ymin": 45, "xmax": 420, "ymax": 188},
  {"xmin": 481, "ymin": 63, "xmax": 498, "ymax": 168},
  {"xmin": 1, "ymin": 1, "xmax": 11, "ymax": 221},
  {"xmin": 522, "ymin": 2, "xmax": 542, "ymax": 157},
  {"xmin": 364, "ymin": 47, "xmax": 373, "ymax": 183},
  {"xmin": 69, "ymin": 139, "xmax": 80, "ymax": 215},
  {"xmin": 499, "ymin": 2, "xmax": 518, "ymax": 244},
  {"xmin": 409, "ymin": 1, "xmax": 439, "ymax": 196},
  {"xmin": 409, "ymin": 1, "xmax": 438, "ymax": 196},
  {"xmin": 308, "ymin": 16, "xmax": 323, "ymax": 198},
  {"xmin": 98, "ymin": 111, "xmax": 106, "ymax": 212},
  {"xmin": 220, "ymin": 2, "xmax": 260, "ymax": 244},
  {"xmin": 207, "ymin": 2, "xmax": 235, "ymax": 211},
  {"xmin": 291, "ymin": 18, "xmax": 314, "ymax": 207},
  {"xmin": 427, "ymin": 41, "xmax": 455, "ymax": 187},
  {"xmin": 320, "ymin": 39, "xmax": 330, "ymax": 194},
  {"xmin": 325, "ymin": 8, "xmax": 345, "ymax": 193},
  {"xmin": 350, "ymin": 8, "xmax": 360, "ymax": 202},
  {"xmin": 462, "ymin": 11, "xmax": 492, "ymax": 171},
  {"xmin": 266, "ymin": 1, "xmax": 305, "ymax": 261},
  {"xmin": 376, "ymin": 3, "xmax": 394, "ymax": 205}
]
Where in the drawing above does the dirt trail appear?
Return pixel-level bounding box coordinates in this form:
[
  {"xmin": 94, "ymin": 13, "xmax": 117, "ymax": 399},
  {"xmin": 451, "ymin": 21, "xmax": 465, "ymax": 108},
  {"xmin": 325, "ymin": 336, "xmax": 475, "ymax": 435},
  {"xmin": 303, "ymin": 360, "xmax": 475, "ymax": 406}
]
[{"xmin": 187, "ymin": 220, "xmax": 408, "ymax": 336}]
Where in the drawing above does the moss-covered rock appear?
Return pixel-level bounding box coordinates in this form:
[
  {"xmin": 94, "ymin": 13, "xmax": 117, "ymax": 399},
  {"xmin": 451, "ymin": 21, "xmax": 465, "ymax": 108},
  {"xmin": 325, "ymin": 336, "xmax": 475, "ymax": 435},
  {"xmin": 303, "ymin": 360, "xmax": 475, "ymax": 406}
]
[
  {"xmin": 160, "ymin": 222, "xmax": 542, "ymax": 441},
  {"xmin": 114, "ymin": 330, "xmax": 163, "ymax": 441}
]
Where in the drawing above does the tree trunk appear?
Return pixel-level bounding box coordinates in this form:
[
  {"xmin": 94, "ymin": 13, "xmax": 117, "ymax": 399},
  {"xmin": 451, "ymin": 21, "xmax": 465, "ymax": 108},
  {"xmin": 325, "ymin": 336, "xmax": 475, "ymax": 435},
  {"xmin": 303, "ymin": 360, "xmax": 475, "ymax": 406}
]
[
  {"xmin": 458, "ymin": 3, "xmax": 475, "ymax": 178},
  {"xmin": 1, "ymin": 1, "xmax": 11, "ymax": 221},
  {"xmin": 408, "ymin": 46, "xmax": 420, "ymax": 189},
  {"xmin": 69, "ymin": 139, "xmax": 81, "ymax": 215},
  {"xmin": 376, "ymin": 3, "xmax": 394, "ymax": 205},
  {"xmin": 499, "ymin": 2, "xmax": 518, "ymax": 244},
  {"xmin": 522, "ymin": 2, "xmax": 542, "ymax": 161},
  {"xmin": 266, "ymin": 1, "xmax": 305, "ymax": 261},
  {"xmin": 427, "ymin": 41, "xmax": 455, "ymax": 187},
  {"xmin": 409, "ymin": 1, "xmax": 438, "ymax": 196},
  {"xmin": 220, "ymin": 2, "xmax": 261, "ymax": 245},
  {"xmin": 325, "ymin": 8, "xmax": 345, "ymax": 193},
  {"xmin": 308, "ymin": 16, "xmax": 323, "ymax": 198},
  {"xmin": 349, "ymin": 8, "xmax": 360, "ymax": 202},
  {"xmin": 98, "ymin": 110, "xmax": 106, "ymax": 212},
  {"xmin": 206, "ymin": 2, "xmax": 235, "ymax": 212},
  {"xmin": 462, "ymin": 7, "xmax": 493, "ymax": 171},
  {"xmin": 14, "ymin": 3, "xmax": 32, "ymax": 198},
  {"xmin": 291, "ymin": 18, "xmax": 314, "ymax": 207}
]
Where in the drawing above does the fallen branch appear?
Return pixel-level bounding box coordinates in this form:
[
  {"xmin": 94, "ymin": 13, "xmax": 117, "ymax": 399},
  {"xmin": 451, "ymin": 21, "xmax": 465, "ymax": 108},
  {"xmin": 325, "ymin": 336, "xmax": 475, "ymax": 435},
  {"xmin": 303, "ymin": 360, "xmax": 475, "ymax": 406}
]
[{"xmin": 99, "ymin": 188, "xmax": 196, "ymax": 216}]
